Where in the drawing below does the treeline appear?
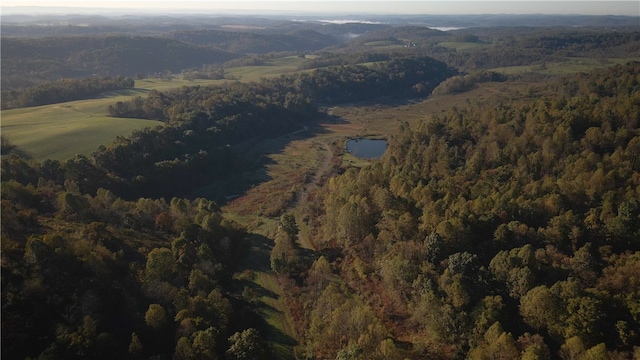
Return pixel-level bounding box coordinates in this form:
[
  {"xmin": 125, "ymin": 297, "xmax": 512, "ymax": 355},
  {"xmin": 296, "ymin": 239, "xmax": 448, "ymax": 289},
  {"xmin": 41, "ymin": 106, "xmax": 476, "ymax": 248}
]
[
  {"xmin": 97, "ymin": 55, "xmax": 453, "ymax": 198},
  {"xmin": 426, "ymin": 29, "xmax": 640, "ymax": 71},
  {"xmin": 346, "ymin": 26, "xmax": 449, "ymax": 48},
  {"xmin": 1, "ymin": 176, "xmax": 271, "ymax": 359},
  {"xmin": 283, "ymin": 62, "xmax": 640, "ymax": 358},
  {"xmin": 3, "ymin": 55, "xmax": 454, "ymax": 202},
  {"xmin": 298, "ymin": 51, "xmax": 399, "ymax": 70},
  {"xmin": 1, "ymin": 35, "xmax": 239, "ymax": 90},
  {"xmin": 109, "ymin": 55, "xmax": 455, "ymax": 122},
  {"xmin": 1, "ymin": 86, "xmax": 310, "ymax": 202},
  {"xmin": 522, "ymin": 31, "xmax": 640, "ymax": 57},
  {"xmin": 166, "ymin": 29, "xmax": 340, "ymax": 54},
  {"xmin": 433, "ymin": 45, "xmax": 564, "ymax": 71},
  {"xmin": 432, "ymin": 70, "xmax": 507, "ymax": 95},
  {"xmin": 294, "ymin": 56, "xmax": 456, "ymax": 103},
  {"xmin": 1, "ymin": 76, "xmax": 135, "ymax": 110}
]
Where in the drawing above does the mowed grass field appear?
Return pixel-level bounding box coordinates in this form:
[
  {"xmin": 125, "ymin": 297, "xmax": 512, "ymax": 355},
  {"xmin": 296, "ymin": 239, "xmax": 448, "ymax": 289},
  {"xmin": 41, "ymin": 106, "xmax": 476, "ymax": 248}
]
[
  {"xmin": 1, "ymin": 94, "xmax": 163, "ymax": 162},
  {"xmin": 1, "ymin": 77, "xmax": 230, "ymax": 162},
  {"xmin": 224, "ymin": 56, "xmax": 311, "ymax": 82},
  {"xmin": 0, "ymin": 58, "xmax": 309, "ymax": 162}
]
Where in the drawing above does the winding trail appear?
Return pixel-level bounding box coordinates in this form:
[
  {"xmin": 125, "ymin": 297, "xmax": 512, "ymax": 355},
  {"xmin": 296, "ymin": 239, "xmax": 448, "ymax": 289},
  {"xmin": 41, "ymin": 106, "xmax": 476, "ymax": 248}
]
[{"xmin": 291, "ymin": 140, "xmax": 334, "ymax": 251}]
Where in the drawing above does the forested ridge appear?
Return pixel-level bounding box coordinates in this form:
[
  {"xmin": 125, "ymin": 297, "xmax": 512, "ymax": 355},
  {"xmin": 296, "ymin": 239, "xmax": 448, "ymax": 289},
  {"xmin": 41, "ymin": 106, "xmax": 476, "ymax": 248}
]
[
  {"xmin": 0, "ymin": 35, "xmax": 238, "ymax": 90},
  {"xmin": 443, "ymin": 30, "xmax": 640, "ymax": 69},
  {"xmin": 109, "ymin": 56, "xmax": 456, "ymax": 122},
  {"xmin": 166, "ymin": 29, "xmax": 340, "ymax": 54},
  {"xmin": 1, "ymin": 181, "xmax": 264, "ymax": 359},
  {"xmin": 3, "ymin": 23, "xmax": 638, "ymax": 91},
  {"xmin": 1, "ymin": 75, "xmax": 135, "ymax": 110},
  {"xmin": 278, "ymin": 62, "xmax": 640, "ymax": 358},
  {"xmin": 2, "ymin": 84, "xmax": 308, "ymax": 200}
]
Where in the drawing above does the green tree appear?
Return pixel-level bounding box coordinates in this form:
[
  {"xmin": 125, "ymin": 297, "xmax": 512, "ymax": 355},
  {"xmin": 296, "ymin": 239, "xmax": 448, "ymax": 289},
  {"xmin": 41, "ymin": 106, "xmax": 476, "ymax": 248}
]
[
  {"xmin": 520, "ymin": 286, "xmax": 562, "ymax": 337},
  {"xmin": 192, "ymin": 327, "xmax": 218, "ymax": 359},
  {"xmin": 174, "ymin": 337, "xmax": 194, "ymax": 360},
  {"xmin": 226, "ymin": 328, "xmax": 268, "ymax": 360},
  {"xmin": 145, "ymin": 304, "xmax": 167, "ymax": 329},
  {"xmin": 145, "ymin": 248, "xmax": 174, "ymax": 282},
  {"xmin": 278, "ymin": 213, "xmax": 299, "ymax": 237},
  {"xmin": 128, "ymin": 332, "xmax": 143, "ymax": 356}
]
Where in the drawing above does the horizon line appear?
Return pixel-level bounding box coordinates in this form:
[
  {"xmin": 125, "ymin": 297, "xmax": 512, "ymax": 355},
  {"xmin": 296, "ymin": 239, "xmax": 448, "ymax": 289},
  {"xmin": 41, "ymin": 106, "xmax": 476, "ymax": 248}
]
[{"xmin": 2, "ymin": 2, "xmax": 639, "ymax": 17}]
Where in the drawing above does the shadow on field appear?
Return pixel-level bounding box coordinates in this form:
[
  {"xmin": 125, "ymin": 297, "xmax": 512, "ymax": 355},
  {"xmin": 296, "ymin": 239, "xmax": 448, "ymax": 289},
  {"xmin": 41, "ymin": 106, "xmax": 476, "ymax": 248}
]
[
  {"xmin": 265, "ymin": 323, "xmax": 298, "ymax": 358},
  {"xmin": 206, "ymin": 116, "xmax": 336, "ymax": 206},
  {"xmin": 242, "ymin": 234, "xmax": 274, "ymax": 273},
  {"xmin": 232, "ymin": 233, "xmax": 299, "ymax": 359},
  {"xmin": 3, "ymin": 147, "xmax": 33, "ymax": 160}
]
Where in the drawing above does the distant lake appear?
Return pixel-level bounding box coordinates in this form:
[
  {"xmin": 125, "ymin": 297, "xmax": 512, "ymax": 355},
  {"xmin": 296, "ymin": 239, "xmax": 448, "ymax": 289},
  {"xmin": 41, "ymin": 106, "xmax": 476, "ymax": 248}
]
[{"xmin": 347, "ymin": 138, "xmax": 387, "ymax": 159}]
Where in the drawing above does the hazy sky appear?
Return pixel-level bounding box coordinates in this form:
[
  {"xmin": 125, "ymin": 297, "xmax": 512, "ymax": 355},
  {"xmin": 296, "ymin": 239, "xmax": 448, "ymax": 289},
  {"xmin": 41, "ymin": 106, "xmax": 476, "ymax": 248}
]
[{"xmin": 2, "ymin": 1, "xmax": 639, "ymax": 16}]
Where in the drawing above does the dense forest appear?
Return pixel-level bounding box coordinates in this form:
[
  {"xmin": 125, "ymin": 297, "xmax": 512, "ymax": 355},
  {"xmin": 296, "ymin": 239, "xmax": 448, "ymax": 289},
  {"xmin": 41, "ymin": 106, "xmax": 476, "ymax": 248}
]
[
  {"xmin": 1, "ymin": 179, "xmax": 264, "ymax": 359},
  {"xmin": 166, "ymin": 29, "xmax": 340, "ymax": 54},
  {"xmin": 2, "ymin": 10, "xmax": 640, "ymax": 359},
  {"xmin": 0, "ymin": 35, "xmax": 238, "ymax": 90},
  {"xmin": 279, "ymin": 62, "xmax": 640, "ymax": 358},
  {"xmin": 1, "ymin": 75, "xmax": 135, "ymax": 110},
  {"xmin": 108, "ymin": 56, "xmax": 455, "ymax": 122},
  {"xmin": 0, "ymin": 53, "xmax": 455, "ymax": 357}
]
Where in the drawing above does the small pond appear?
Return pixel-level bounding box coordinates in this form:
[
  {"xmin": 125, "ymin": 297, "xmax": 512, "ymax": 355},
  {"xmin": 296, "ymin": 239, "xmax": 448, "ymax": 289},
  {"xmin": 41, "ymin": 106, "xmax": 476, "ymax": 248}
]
[{"xmin": 346, "ymin": 138, "xmax": 388, "ymax": 159}]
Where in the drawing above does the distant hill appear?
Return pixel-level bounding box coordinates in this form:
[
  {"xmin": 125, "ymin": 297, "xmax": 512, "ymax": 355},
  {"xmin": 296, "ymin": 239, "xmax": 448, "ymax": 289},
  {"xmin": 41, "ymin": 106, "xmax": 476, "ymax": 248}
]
[
  {"xmin": 1, "ymin": 35, "xmax": 239, "ymax": 89},
  {"xmin": 342, "ymin": 26, "xmax": 450, "ymax": 49},
  {"xmin": 165, "ymin": 29, "xmax": 340, "ymax": 54},
  {"xmin": 355, "ymin": 26, "xmax": 449, "ymax": 41}
]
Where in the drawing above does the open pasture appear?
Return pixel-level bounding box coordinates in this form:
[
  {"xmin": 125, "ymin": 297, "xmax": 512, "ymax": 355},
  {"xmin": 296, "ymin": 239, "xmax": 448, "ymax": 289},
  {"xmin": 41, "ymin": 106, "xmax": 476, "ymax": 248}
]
[
  {"xmin": 224, "ymin": 56, "xmax": 310, "ymax": 82},
  {"xmin": 1, "ymin": 99, "xmax": 163, "ymax": 162},
  {"xmin": 1, "ymin": 77, "xmax": 247, "ymax": 162}
]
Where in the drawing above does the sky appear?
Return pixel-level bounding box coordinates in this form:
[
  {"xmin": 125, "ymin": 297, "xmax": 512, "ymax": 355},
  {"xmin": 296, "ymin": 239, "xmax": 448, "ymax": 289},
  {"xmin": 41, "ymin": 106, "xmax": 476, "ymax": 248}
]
[{"xmin": 1, "ymin": 1, "xmax": 639, "ymax": 16}]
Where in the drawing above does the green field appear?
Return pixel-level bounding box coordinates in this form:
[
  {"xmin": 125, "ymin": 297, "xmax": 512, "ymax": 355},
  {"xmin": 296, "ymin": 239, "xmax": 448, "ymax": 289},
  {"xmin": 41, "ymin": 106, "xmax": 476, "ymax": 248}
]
[
  {"xmin": 0, "ymin": 62, "xmax": 308, "ymax": 162},
  {"xmin": 1, "ymin": 57, "xmax": 317, "ymax": 163},
  {"xmin": 1, "ymin": 77, "xmax": 236, "ymax": 162},
  {"xmin": 224, "ymin": 56, "xmax": 309, "ymax": 82},
  {"xmin": 1, "ymin": 94, "xmax": 163, "ymax": 162}
]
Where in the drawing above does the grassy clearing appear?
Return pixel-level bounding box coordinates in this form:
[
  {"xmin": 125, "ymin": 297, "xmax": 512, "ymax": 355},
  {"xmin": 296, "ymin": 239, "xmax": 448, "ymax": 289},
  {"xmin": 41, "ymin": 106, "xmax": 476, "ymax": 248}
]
[
  {"xmin": 0, "ymin": 65, "xmax": 274, "ymax": 163},
  {"xmin": 1, "ymin": 98, "xmax": 163, "ymax": 161},
  {"xmin": 224, "ymin": 56, "xmax": 308, "ymax": 82},
  {"xmin": 132, "ymin": 77, "xmax": 224, "ymax": 90},
  {"xmin": 0, "ymin": 78, "xmax": 231, "ymax": 162},
  {"xmin": 230, "ymin": 218, "xmax": 298, "ymax": 359},
  {"xmin": 223, "ymin": 130, "xmax": 322, "ymax": 217},
  {"xmin": 254, "ymin": 270, "xmax": 298, "ymax": 359}
]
